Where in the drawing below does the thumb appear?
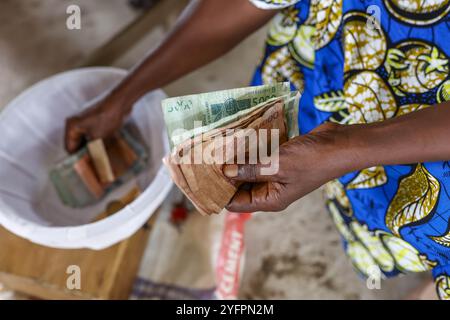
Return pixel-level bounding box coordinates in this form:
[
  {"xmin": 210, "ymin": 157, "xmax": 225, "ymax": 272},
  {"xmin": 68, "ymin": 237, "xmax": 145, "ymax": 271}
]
[{"xmin": 223, "ymin": 164, "xmax": 276, "ymax": 182}]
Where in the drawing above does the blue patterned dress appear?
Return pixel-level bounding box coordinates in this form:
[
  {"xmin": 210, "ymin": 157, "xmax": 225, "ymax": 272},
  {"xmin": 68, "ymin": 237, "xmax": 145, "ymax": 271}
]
[{"xmin": 249, "ymin": 0, "xmax": 450, "ymax": 298}]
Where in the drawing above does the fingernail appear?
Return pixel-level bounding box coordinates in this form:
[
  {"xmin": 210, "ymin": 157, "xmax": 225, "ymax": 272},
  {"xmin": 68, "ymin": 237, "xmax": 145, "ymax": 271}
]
[{"xmin": 223, "ymin": 164, "xmax": 238, "ymax": 178}]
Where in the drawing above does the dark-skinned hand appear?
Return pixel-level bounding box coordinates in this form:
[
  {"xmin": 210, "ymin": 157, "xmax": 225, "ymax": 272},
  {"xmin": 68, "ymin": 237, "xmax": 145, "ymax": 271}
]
[
  {"xmin": 223, "ymin": 123, "xmax": 355, "ymax": 212},
  {"xmin": 64, "ymin": 94, "xmax": 131, "ymax": 153}
]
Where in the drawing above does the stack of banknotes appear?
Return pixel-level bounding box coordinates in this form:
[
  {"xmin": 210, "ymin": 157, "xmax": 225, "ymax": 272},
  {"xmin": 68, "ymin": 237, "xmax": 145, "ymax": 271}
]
[
  {"xmin": 162, "ymin": 83, "xmax": 299, "ymax": 215},
  {"xmin": 50, "ymin": 124, "xmax": 148, "ymax": 208}
]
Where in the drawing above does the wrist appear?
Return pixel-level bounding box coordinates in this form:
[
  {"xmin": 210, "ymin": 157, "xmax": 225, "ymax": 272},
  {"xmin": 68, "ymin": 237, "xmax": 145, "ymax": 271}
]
[
  {"xmin": 315, "ymin": 123, "xmax": 373, "ymax": 177},
  {"xmin": 108, "ymin": 84, "xmax": 136, "ymax": 116},
  {"xmin": 292, "ymin": 123, "xmax": 368, "ymax": 181},
  {"xmin": 337, "ymin": 124, "xmax": 373, "ymax": 171},
  {"xmin": 338, "ymin": 121, "xmax": 402, "ymax": 171}
]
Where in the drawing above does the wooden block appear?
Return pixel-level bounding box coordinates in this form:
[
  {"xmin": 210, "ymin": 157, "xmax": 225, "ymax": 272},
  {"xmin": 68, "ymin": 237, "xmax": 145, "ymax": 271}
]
[
  {"xmin": 87, "ymin": 139, "xmax": 115, "ymax": 184},
  {"xmin": 0, "ymin": 212, "xmax": 158, "ymax": 300},
  {"xmin": 104, "ymin": 135, "xmax": 138, "ymax": 178},
  {"xmin": 73, "ymin": 153, "xmax": 105, "ymax": 199},
  {"xmin": 116, "ymin": 136, "xmax": 138, "ymax": 167}
]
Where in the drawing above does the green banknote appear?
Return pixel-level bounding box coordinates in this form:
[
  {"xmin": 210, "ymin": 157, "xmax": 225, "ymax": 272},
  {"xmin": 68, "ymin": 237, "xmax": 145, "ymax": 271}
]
[
  {"xmin": 162, "ymin": 83, "xmax": 292, "ymax": 148},
  {"xmin": 170, "ymin": 92, "xmax": 300, "ymax": 147}
]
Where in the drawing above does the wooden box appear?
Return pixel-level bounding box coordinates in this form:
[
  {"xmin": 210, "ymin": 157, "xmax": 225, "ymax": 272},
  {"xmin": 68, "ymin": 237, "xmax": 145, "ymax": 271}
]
[{"xmin": 0, "ymin": 214, "xmax": 156, "ymax": 300}]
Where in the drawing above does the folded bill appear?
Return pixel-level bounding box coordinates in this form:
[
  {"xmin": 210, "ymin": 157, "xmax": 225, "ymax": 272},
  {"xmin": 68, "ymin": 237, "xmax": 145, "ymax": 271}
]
[
  {"xmin": 162, "ymin": 82, "xmax": 291, "ymax": 148},
  {"xmin": 162, "ymin": 84, "xmax": 300, "ymax": 215}
]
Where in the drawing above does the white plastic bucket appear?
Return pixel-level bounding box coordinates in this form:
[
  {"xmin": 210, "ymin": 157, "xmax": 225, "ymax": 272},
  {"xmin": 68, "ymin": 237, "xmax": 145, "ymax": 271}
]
[{"xmin": 0, "ymin": 67, "xmax": 172, "ymax": 249}]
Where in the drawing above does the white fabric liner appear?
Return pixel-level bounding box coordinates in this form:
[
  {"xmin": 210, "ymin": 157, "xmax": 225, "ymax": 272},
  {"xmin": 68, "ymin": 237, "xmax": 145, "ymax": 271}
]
[
  {"xmin": 0, "ymin": 68, "xmax": 172, "ymax": 249},
  {"xmin": 248, "ymin": 0, "xmax": 300, "ymax": 9}
]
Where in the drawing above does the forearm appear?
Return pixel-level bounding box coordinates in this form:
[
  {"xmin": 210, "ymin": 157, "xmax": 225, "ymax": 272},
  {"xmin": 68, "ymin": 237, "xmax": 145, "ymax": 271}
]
[
  {"xmin": 344, "ymin": 101, "xmax": 450, "ymax": 171},
  {"xmin": 109, "ymin": 0, "xmax": 276, "ymax": 111}
]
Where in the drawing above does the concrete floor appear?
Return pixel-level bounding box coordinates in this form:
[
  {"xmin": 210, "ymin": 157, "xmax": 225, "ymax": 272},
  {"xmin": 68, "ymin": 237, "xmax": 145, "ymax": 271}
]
[{"xmin": 0, "ymin": 0, "xmax": 427, "ymax": 299}]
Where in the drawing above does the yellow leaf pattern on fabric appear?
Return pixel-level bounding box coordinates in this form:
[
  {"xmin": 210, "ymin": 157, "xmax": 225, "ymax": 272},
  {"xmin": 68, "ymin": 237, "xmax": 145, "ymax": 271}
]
[
  {"xmin": 314, "ymin": 90, "xmax": 346, "ymax": 112},
  {"xmin": 431, "ymin": 232, "xmax": 450, "ymax": 247},
  {"xmin": 435, "ymin": 275, "xmax": 450, "ymax": 300},
  {"xmin": 325, "ymin": 179, "xmax": 352, "ymax": 216},
  {"xmin": 396, "ymin": 104, "xmax": 430, "ymax": 117},
  {"xmin": 267, "ymin": 7, "xmax": 300, "ymax": 46},
  {"xmin": 262, "ymin": 46, "xmax": 304, "ymax": 91},
  {"xmin": 351, "ymin": 222, "xmax": 395, "ymax": 272},
  {"xmin": 328, "ymin": 201, "xmax": 355, "ymax": 241},
  {"xmin": 347, "ymin": 166, "xmax": 387, "ymax": 190},
  {"xmin": 289, "ymin": 25, "xmax": 316, "ymax": 68},
  {"xmin": 345, "ymin": 71, "xmax": 397, "ymax": 124},
  {"xmin": 346, "ymin": 241, "xmax": 379, "ymax": 277},
  {"xmin": 383, "ymin": 0, "xmax": 450, "ymax": 26},
  {"xmin": 385, "ymin": 41, "xmax": 448, "ymax": 95},
  {"xmin": 379, "ymin": 232, "xmax": 437, "ymax": 272},
  {"xmin": 437, "ymin": 80, "xmax": 450, "ymax": 103},
  {"xmin": 385, "ymin": 164, "xmax": 440, "ymax": 236},
  {"xmin": 310, "ymin": 0, "xmax": 342, "ymax": 49},
  {"xmin": 343, "ymin": 12, "xmax": 387, "ymax": 73},
  {"xmin": 418, "ymin": 46, "xmax": 449, "ymax": 74},
  {"xmin": 386, "ymin": 48, "xmax": 408, "ymax": 71},
  {"xmin": 254, "ymin": 0, "xmax": 448, "ymax": 281},
  {"xmin": 328, "ymin": 108, "xmax": 352, "ymax": 125}
]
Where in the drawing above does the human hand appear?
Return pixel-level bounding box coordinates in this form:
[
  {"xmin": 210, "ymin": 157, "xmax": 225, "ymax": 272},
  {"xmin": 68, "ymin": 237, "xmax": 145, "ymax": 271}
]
[
  {"xmin": 223, "ymin": 123, "xmax": 357, "ymax": 212},
  {"xmin": 64, "ymin": 93, "xmax": 132, "ymax": 153}
]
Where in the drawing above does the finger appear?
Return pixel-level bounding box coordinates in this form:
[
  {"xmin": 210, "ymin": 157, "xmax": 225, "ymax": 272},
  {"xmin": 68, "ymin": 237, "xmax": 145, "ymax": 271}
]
[
  {"xmin": 223, "ymin": 164, "xmax": 277, "ymax": 183},
  {"xmin": 226, "ymin": 189, "xmax": 255, "ymax": 212},
  {"xmin": 65, "ymin": 118, "xmax": 86, "ymax": 154},
  {"xmin": 226, "ymin": 182, "xmax": 280, "ymax": 212}
]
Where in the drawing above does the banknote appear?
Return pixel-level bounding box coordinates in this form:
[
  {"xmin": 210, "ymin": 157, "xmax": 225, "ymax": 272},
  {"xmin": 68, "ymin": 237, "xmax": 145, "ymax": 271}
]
[
  {"xmin": 162, "ymin": 83, "xmax": 291, "ymax": 148},
  {"xmin": 162, "ymin": 83, "xmax": 301, "ymax": 215},
  {"xmin": 169, "ymin": 92, "xmax": 300, "ymax": 147}
]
